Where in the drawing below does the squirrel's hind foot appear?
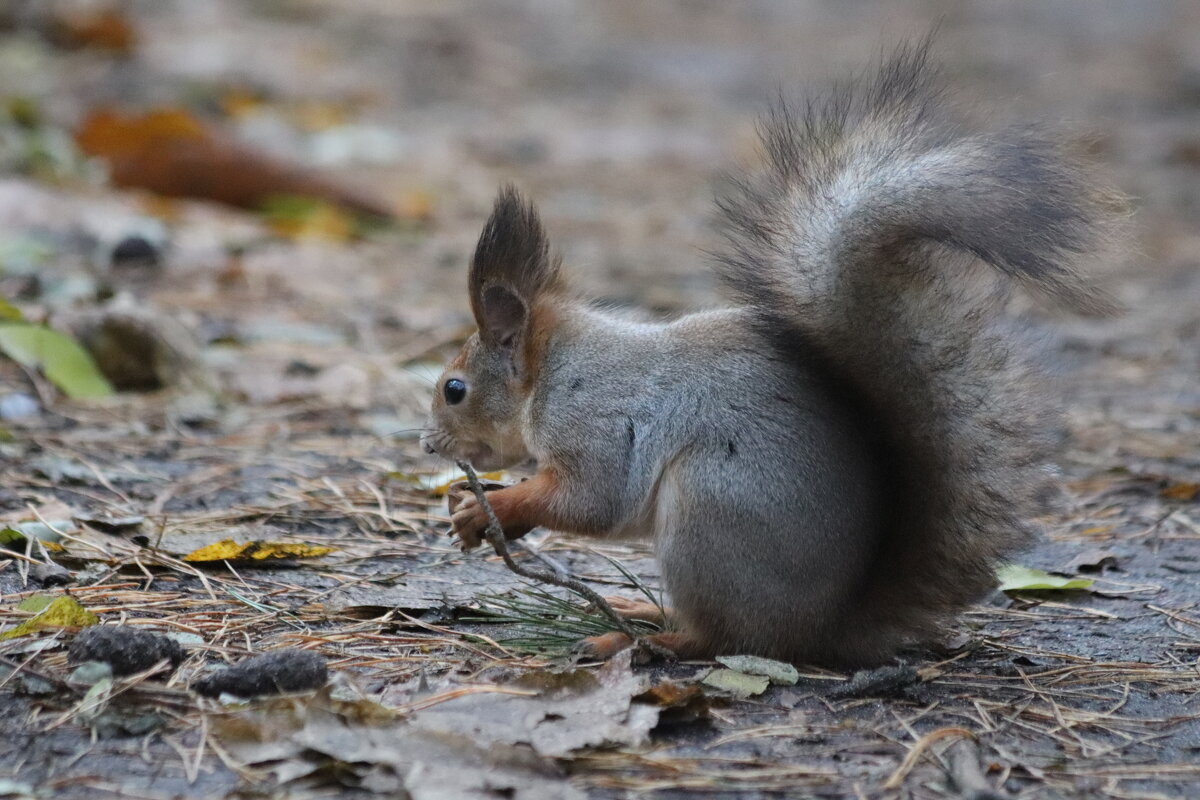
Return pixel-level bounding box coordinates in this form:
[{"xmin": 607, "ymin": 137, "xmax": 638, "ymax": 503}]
[{"xmin": 578, "ymin": 630, "xmax": 711, "ymax": 661}]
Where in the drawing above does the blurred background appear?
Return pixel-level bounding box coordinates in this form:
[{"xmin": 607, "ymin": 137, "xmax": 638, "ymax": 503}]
[{"xmin": 0, "ymin": 0, "xmax": 1196, "ymax": 443}]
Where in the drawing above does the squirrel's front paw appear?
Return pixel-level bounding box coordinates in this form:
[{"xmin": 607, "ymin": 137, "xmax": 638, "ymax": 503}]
[{"xmin": 450, "ymin": 496, "xmax": 489, "ymax": 550}]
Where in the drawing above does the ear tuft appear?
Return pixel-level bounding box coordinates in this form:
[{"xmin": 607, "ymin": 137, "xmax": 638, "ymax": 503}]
[{"xmin": 469, "ymin": 186, "xmax": 562, "ymax": 348}]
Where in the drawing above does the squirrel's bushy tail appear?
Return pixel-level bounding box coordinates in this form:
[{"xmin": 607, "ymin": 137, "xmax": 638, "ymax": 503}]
[{"xmin": 716, "ymin": 41, "xmax": 1121, "ymax": 662}]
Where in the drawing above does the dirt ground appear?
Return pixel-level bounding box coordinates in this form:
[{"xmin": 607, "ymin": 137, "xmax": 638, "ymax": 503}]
[{"xmin": 1, "ymin": 2, "xmax": 1199, "ymax": 798}]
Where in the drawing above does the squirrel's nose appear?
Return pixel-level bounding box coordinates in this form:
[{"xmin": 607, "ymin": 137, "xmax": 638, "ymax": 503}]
[{"xmin": 420, "ymin": 436, "xmax": 437, "ymax": 455}]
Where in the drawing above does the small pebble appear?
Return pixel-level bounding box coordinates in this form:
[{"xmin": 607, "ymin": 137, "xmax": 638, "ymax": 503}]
[
  {"xmin": 110, "ymin": 234, "xmax": 161, "ymax": 269},
  {"xmin": 0, "ymin": 393, "xmax": 39, "ymax": 421},
  {"xmin": 191, "ymin": 648, "xmax": 328, "ymax": 698},
  {"xmin": 29, "ymin": 561, "xmax": 73, "ymax": 586}
]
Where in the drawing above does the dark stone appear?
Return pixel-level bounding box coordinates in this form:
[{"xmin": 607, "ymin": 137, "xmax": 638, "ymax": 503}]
[
  {"xmin": 29, "ymin": 562, "xmax": 72, "ymax": 587},
  {"xmin": 110, "ymin": 235, "xmax": 161, "ymax": 268}
]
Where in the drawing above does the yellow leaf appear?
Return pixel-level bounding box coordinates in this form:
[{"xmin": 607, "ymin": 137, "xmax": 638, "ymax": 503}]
[
  {"xmin": 182, "ymin": 538, "xmax": 334, "ymax": 563},
  {"xmin": 263, "ymin": 199, "xmax": 356, "ymax": 242},
  {"xmin": 249, "ymin": 542, "xmax": 335, "ymax": 561},
  {"xmin": 1, "ymin": 595, "xmax": 98, "ymax": 640},
  {"xmin": 181, "ymin": 538, "xmax": 245, "ymax": 561},
  {"xmin": 292, "ymin": 100, "xmax": 351, "ymax": 132},
  {"xmin": 218, "ymin": 89, "xmax": 266, "ymax": 119}
]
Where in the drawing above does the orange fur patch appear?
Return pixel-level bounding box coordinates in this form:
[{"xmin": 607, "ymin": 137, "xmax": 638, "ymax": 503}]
[
  {"xmin": 488, "ymin": 469, "xmax": 560, "ymax": 530},
  {"xmin": 521, "ymin": 300, "xmax": 558, "ymax": 387}
]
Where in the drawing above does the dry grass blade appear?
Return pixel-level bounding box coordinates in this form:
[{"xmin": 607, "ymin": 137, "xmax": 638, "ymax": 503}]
[{"xmin": 883, "ymin": 727, "xmax": 975, "ymax": 790}]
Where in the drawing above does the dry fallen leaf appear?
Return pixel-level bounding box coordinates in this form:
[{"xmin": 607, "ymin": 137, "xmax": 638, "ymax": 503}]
[
  {"xmin": 633, "ymin": 681, "xmax": 709, "ymax": 725},
  {"xmin": 214, "ymin": 687, "xmax": 586, "ymax": 798},
  {"xmin": 408, "ymin": 649, "xmax": 660, "ymax": 758},
  {"xmin": 75, "ymin": 108, "xmax": 394, "ymax": 220},
  {"xmin": 1161, "ymin": 481, "xmax": 1200, "ymax": 502},
  {"xmin": 716, "ymin": 655, "xmax": 800, "ymax": 686},
  {"xmin": 701, "ymin": 668, "xmax": 770, "ymax": 698},
  {"xmin": 48, "ymin": 8, "xmax": 138, "ymax": 54}
]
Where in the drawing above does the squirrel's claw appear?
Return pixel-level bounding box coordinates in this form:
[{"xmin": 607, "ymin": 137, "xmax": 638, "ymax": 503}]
[
  {"xmin": 598, "ymin": 596, "xmax": 669, "ymax": 626},
  {"xmin": 450, "ymin": 495, "xmax": 488, "ymax": 550}
]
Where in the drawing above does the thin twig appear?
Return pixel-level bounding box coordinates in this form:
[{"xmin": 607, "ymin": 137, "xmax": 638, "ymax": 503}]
[{"xmin": 456, "ymin": 462, "xmax": 639, "ymax": 639}]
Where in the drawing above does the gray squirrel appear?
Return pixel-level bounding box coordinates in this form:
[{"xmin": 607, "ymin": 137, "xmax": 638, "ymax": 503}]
[{"xmin": 420, "ymin": 42, "xmax": 1120, "ymax": 666}]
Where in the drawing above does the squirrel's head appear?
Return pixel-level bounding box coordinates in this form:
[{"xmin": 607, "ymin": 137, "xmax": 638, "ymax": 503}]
[{"xmin": 421, "ymin": 187, "xmax": 564, "ymax": 471}]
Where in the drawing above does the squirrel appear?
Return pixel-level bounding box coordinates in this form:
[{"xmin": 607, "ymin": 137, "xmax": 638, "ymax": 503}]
[{"xmin": 420, "ymin": 42, "xmax": 1120, "ymax": 666}]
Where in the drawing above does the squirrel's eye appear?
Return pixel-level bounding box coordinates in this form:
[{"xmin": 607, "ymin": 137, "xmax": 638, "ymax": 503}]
[{"xmin": 443, "ymin": 378, "xmax": 467, "ymax": 405}]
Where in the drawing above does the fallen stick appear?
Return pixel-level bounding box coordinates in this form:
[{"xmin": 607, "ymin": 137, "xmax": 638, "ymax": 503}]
[{"xmin": 455, "ymin": 461, "xmax": 640, "ymax": 640}]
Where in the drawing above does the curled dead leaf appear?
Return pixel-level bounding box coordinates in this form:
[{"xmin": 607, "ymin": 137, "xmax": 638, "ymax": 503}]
[{"xmin": 634, "ymin": 681, "xmax": 710, "ymax": 726}]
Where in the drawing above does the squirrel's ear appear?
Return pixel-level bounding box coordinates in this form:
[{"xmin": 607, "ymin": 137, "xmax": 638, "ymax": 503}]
[
  {"xmin": 478, "ymin": 284, "xmax": 526, "ymax": 350},
  {"xmin": 469, "ymin": 186, "xmax": 562, "ymax": 352}
]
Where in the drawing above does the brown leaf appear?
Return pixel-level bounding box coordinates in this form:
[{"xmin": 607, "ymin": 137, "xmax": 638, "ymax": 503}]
[
  {"xmin": 634, "ymin": 681, "xmax": 710, "ymax": 725},
  {"xmin": 1162, "ymin": 481, "xmax": 1200, "ymax": 502},
  {"xmin": 75, "ymin": 108, "xmax": 394, "ymax": 219},
  {"xmin": 48, "ymin": 9, "xmax": 138, "ymax": 54},
  {"xmin": 214, "ymin": 688, "xmax": 584, "ymax": 798},
  {"xmin": 409, "ymin": 649, "xmax": 659, "ymax": 758}
]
